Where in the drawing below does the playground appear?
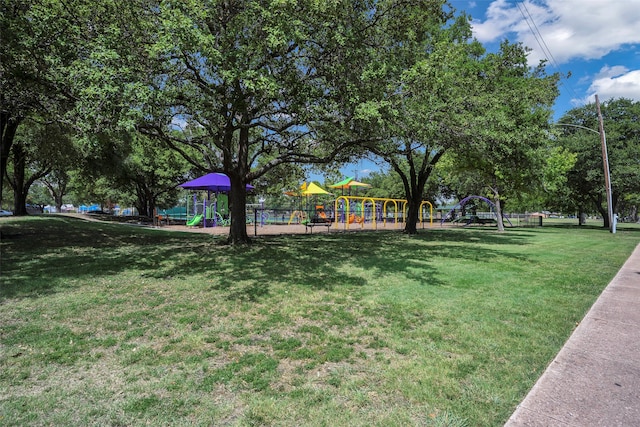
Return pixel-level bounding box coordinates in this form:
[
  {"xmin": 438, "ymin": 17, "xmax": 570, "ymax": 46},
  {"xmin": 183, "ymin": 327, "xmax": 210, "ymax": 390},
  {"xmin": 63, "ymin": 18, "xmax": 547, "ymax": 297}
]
[
  {"xmin": 158, "ymin": 174, "xmax": 439, "ymax": 235},
  {"xmin": 151, "ymin": 174, "xmax": 556, "ymax": 237},
  {"xmin": 156, "ymin": 200, "xmax": 437, "ymax": 237},
  {"xmin": 160, "ymin": 216, "xmax": 407, "ymax": 237}
]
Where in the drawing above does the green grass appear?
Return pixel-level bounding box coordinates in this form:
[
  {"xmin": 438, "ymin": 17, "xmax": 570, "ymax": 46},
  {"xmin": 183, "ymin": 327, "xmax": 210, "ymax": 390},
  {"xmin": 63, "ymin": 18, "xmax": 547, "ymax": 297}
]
[{"xmin": 1, "ymin": 216, "xmax": 638, "ymax": 426}]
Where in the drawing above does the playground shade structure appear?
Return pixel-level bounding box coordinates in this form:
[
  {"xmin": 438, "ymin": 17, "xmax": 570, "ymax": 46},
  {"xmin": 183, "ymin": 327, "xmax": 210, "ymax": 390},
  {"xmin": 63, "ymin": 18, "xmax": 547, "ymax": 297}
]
[
  {"xmin": 179, "ymin": 173, "xmax": 253, "ymax": 228},
  {"xmin": 329, "ymin": 176, "xmax": 372, "ymax": 190},
  {"xmin": 301, "ymin": 182, "xmax": 331, "ymax": 195},
  {"xmin": 329, "ymin": 176, "xmax": 372, "ymax": 196},
  {"xmin": 179, "ymin": 173, "xmax": 254, "ymax": 192}
]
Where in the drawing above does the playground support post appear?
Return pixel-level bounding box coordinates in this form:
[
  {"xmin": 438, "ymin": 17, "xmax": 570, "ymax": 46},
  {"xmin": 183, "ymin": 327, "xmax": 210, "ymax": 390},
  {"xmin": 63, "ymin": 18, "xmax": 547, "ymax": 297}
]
[
  {"xmin": 254, "ymin": 209, "xmax": 258, "ymax": 236},
  {"xmin": 419, "ymin": 201, "xmax": 434, "ymax": 228},
  {"xmin": 382, "ymin": 199, "xmax": 400, "ymax": 227}
]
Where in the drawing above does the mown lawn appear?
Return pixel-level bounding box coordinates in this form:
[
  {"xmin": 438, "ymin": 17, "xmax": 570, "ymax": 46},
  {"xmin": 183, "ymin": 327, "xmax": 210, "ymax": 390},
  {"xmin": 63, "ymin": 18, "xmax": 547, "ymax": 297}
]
[{"xmin": 1, "ymin": 216, "xmax": 638, "ymax": 426}]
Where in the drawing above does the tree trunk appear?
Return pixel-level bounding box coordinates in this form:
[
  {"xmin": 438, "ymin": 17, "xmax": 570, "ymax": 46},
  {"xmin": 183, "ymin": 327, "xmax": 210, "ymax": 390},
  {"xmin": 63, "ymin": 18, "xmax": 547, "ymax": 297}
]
[
  {"xmin": 141, "ymin": 195, "xmax": 155, "ymax": 218},
  {"xmin": 133, "ymin": 183, "xmax": 155, "ymax": 218},
  {"xmin": 55, "ymin": 192, "xmax": 64, "ymax": 212},
  {"xmin": 227, "ymin": 174, "xmax": 250, "ymax": 245},
  {"xmin": 589, "ymin": 194, "xmax": 610, "ymax": 229},
  {"xmin": 397, "ymin": 161, "xmax": 434, "ymax": 235},
  {"xmin": 404, "ymin": 196, "xmax": 420, "ymax": 234},
  {"xmin": 50, "ymin": 179, "xmax": 67, "ymax": 212},
  {"xmin": 13, "ymin": 188, "xmax": 28, "ymax": 216},
  {"xmin": 1, "ymin": 113, "xmax": 21, "ymax": 205},
  {"xmin": 596, "ymin": 203, "xmax": 609, "ymax": 228},
  {"xmin": 11, "ymin": 143, "xmax": 28, "ymax": 216},
  {"xmin": 491, "ymin": 188, "xmax": 505, "ymax": 232},
  {"xmin": 148, "ymin": 201, "xmax": 156, "ymax": 219}
]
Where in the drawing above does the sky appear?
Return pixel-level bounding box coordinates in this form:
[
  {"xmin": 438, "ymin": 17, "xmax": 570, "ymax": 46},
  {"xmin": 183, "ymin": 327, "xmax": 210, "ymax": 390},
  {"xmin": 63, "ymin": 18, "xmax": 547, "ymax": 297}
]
[
  {"xmin": 464, "ymin": 0, "xmax": 640, "ymax": 119},
  {"xmin": 328, "ymin": 0, "xmax": 640, "ymax": 181}
]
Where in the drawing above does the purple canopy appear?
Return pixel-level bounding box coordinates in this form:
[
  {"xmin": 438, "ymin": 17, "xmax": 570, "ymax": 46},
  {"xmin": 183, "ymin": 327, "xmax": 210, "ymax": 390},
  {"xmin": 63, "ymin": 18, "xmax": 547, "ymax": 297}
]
[{"xmin": 179, "ymin": 173, "xmax": 254, "ymax": 192}]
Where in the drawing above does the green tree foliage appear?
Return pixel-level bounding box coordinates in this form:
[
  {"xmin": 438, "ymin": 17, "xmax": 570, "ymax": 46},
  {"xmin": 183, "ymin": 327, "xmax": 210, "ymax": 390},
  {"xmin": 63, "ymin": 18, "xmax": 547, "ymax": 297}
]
[
  {"xmin": 523, "ymin": 146, "xmax": 576, "ymax": 213},
  {"xmin": 362, "ymin": 168, "xmax": 406, "ymax": 200},
  {"xmin": 73, "ymin": 132, "xmax": 193, "ymax": 218},
  {"xmin": 357, "ymin": 2, "xmax": 484, "ymax": 234},
  {"xmin": 445, "ymin": 41, "xmax": 559, "ymax": 231},
  {"xmin": 125, "ymin": 134, "xmax": 194, "ymax": 218},
  {"xmin": 0, "ymin": 0, "xmax": 85, "ymax": 204},
  {"xmin": 434, "ymin": 152, "xmax": 489, "ymax": 202},
  {"xmin": 37, "ymin": 128, "xmax": 83, "ymax": 213},
  {"xmin": 5, "ymin": 118, "xmax": 74, "ymax": 215},
  {"xmin": 557, "ymin": 98, "xmax": 640, "ymax": 226},
  {"xmin": 438, "ymin": 145, "xmax": 575, "ymax": 214},
  {"xmin": 70, "ymin": 132, "xmax": 131, "ymax": 210},
  {"xmin": 40, "ymin": 169, "xmax": 72, "ymax": 212},
  {"xmin": 70, "ymin": 1, "xmax": 377, "ymax": 243}
]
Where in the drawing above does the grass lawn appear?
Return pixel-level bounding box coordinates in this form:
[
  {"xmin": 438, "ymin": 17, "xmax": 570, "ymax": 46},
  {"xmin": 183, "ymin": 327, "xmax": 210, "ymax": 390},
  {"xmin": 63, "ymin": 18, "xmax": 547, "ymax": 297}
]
[{"xmin": 1, "ymin": 216, "xmax": 639, "ymax": 426}]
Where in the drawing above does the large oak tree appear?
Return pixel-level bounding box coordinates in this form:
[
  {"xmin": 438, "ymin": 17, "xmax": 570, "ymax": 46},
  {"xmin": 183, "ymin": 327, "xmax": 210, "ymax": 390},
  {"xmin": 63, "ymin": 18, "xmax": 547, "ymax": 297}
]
[
  {"xmin": 449, "ymin": 42, "xmax": 560, "ymax": 231},
  {"xmin": 355, "ymin": 2, "xmax": 485, "ymax": 234},
  {"xmin": 71, "ymin": 1, "xmax": 377, "ymax": 244},
  {"xmin": 1, "ymin": 0, "xmax": 108, "ymax": 211},
  {"xmin": 352, "ymin": 2, "xmax": 559, "ymax": 234}
]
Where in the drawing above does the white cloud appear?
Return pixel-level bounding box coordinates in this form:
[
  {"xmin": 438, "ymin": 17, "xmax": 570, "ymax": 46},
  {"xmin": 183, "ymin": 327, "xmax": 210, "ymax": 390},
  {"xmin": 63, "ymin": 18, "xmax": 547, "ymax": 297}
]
[
  {"xmin": 595, "ymin": 65, "xmax": 630, "ymax": 80},
  {"xmin": 471, "ymin": 0, "xmax": 640, "ymax": 65},
  {"xmin": 471, "ymin": 0, "xmax": 521, "ymax": 42},
  {"xmin": 574, "ymin": 66, "xmax": 640, "ymax": 105}
]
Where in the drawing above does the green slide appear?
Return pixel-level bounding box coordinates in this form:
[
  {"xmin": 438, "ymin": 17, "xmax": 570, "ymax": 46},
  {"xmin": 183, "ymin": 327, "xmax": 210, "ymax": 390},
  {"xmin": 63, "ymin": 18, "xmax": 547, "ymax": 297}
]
[{"xmin": 186, "ymin": 214, "xmax": 203, "ymax": 227}]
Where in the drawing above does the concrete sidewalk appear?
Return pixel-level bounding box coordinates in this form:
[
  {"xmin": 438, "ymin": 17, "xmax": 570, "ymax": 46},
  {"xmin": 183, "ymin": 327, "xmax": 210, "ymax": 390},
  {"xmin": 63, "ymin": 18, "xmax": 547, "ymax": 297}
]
[{"xmin": 505, "ymin": 243, "xmax": 640, "ymax": 426}]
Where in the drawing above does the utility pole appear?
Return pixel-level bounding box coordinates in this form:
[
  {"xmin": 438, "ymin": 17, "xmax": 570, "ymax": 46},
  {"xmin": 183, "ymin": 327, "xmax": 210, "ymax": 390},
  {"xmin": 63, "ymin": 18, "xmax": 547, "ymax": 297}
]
[{"xmin": 595, "ymin": 94, "xmax": 614, "ymax": 233}]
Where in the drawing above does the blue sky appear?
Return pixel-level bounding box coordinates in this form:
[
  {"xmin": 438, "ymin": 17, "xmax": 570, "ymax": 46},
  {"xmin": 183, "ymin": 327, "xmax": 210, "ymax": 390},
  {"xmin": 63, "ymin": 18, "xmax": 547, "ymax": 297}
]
[
  {"xmin": 464, "ymin": 0, "xmax": 640, "ymax": 119},
  {"xmin": 323, "ymin": 0, "xmax": 640, "ymax": 182}
]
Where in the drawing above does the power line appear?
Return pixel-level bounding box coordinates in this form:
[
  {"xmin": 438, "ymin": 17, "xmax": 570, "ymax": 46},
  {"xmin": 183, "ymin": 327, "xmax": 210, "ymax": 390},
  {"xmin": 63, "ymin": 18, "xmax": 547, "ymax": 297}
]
[
  {"xmin": 519, "ymin": 1, "xmax": 560, "ymax": 69},
  {"xmin": 515, "ymin": 0, "xmax": 582, "ymax": 107}
]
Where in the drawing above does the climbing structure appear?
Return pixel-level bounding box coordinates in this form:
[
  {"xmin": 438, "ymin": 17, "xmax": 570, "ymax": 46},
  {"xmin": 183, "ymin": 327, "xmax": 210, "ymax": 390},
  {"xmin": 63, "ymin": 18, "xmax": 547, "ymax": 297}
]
[{"xmin": 441, "ymin": 196, "xmax": 513, "ymax": 227}]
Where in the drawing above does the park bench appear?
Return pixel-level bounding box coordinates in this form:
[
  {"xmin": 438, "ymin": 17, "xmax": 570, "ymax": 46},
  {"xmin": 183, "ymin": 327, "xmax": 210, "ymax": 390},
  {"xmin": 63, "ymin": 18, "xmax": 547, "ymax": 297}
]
[
  {"xmin": 451, "ymin": 215, "xmax": 496, "ymax": 226},
  {"xmin": 475, "ymin": 217, "xmax": 496, "ymax": 225},
  {"xmin": 304, "ymin": 216, "xmax": 333, "ymax": 234},
  {"xmin": 466, "ymin": 215, "xmax": 496, "ymax": 225}
]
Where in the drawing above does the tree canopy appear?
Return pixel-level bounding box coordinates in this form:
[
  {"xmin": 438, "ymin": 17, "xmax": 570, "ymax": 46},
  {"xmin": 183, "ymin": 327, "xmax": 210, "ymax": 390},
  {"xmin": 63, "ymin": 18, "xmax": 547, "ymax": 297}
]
[
  {"xmin": 1, "ymin": 0, "xmax": 81, "ymax": 203},
  {"xmin": 446, "ymin": 41, "xmax": 560, "ymax": 231},
  {"xmin": 349, "ymin": 3, "xmax": 485, "ymax": 233},
  {"xmin": 3, "ymin": 0, "xmax": 568, "ymax": 240},
  {"xmin": 557, "ymin": 98, "xmax": 640, "ymax": 227},
  {"xmin": 65, "ymin": 0, "xmax": 385, "ymax": 243},
  {"xmin": 357, "ymin": 13, "xmax": 559, "ymax": 232}
]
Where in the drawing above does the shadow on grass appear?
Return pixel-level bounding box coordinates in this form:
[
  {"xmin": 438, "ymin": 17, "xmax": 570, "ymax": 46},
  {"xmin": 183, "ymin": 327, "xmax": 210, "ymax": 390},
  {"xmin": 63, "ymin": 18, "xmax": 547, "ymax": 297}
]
[
  {"xmin": 1, "ymin": 217, "xmax": 535, "ymax": 302},
  {"xmin": 204, "ymin": 227, "xmax": 534, "ymax": 298},
  {"xmin": 1, "ymin": 216, "xmax": 213, "ymax": 299}
]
